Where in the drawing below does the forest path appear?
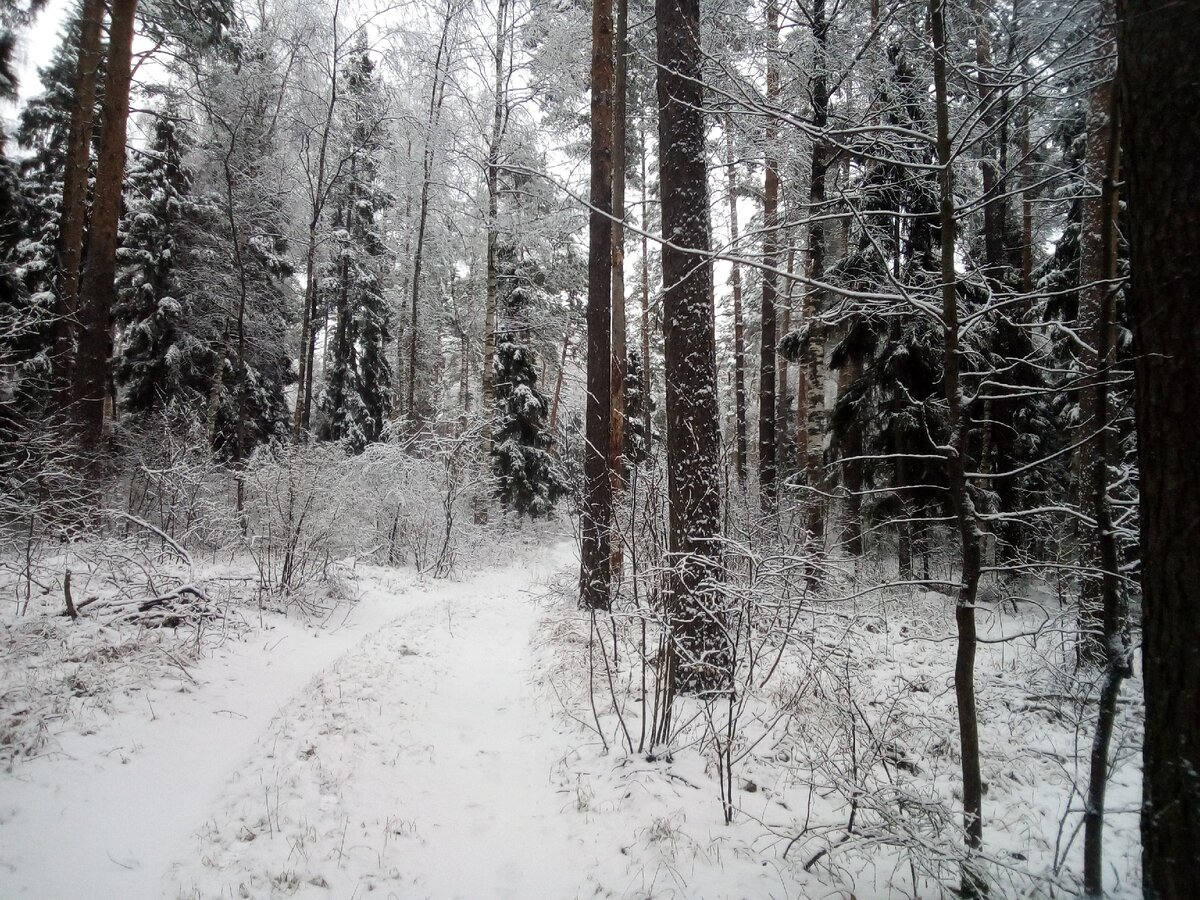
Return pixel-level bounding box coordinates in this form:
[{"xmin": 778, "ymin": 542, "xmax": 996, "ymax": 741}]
[{"xmin": 170, "ymin": 537, "xmax": 605, "ymax": 899}]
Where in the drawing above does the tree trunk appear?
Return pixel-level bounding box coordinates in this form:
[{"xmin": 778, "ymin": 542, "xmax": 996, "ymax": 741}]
[
  {"xmin": 931, "ymin": 0, "xmax": 986, "ymax": 893},
  {"xmin": 804, "ymin": 0, "xmax": 830, "ymax": 545},
  {"xmin": 639, "ymin": 119, "xmax": 654, "ymax": 454},
  {"xmin": 724, "ymin": 122, "xmax": 748, "ymax": 486},
  {"xmin": 609, "ymin": 0, "xmax": 629, "ymax": 575},
  {"xmin": 1081, "ymin": 44, "xmax": 1127, "ymax": 898},
  {"xmin": 758, "ymin": 0, "xmax": 780, "ymax": 511},
  {"xmin": 1075, "ymin": 1, "xmax": 1117, "ymax": 669},
  {"xmin": 477, "ymin": 0, "xmax": 508, "ymax": 525},
  {"xmin": 777, "ymin": 239, "xmax": 795, "ymax": 475},
  {"xmin": 408, "ymin": 0, "xmax": 453, "ymax": 428},
  {"xmin": 579, "ymin": 0, "xmax": 615, "ymax": 610},
  {"xmin": 54, "ymin": 0, "xmax": 105, "ymax": 403},
  {"xmin": 549, "ymin": 324, "xmax": 569, "ymax": 431},
  {"xmin": 292, "ymin": 15, "xmax": 341, "ymax": 440},
  {"xmin": 657, "ymin": 0, "xmax": 727, "ymax": 694},
  {"xmin": 1119, "ymin": 1, "xmax": 1200, "ymax": 896},
  {"xmin": 73, "ymin": 0, "xmax": 137, "ymax": 449}
]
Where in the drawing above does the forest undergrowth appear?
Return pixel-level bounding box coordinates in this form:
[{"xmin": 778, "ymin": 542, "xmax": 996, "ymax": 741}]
[{"xmin": 538, "ymin": 467, "xmax": 1145, "ymax": 899}]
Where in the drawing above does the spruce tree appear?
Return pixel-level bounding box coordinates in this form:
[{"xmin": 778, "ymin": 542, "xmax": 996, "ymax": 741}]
[
  {"xmin": 319, "ymin": 41, "xmax": 393, "ymax": 451},
  {"xmin": 490, "ymin": 259, "xmax": 566, "ymax": 518},
  {"xmin": 113, "ymin": 111, "xmax": 208, "ymax": 419},
  {"xmin": 2, "ymin": 16, "xmax": 103, "ymax": 417},
  {"xmin": 624, "ymin": 347, "xmax": 651, "ymax": 465}
]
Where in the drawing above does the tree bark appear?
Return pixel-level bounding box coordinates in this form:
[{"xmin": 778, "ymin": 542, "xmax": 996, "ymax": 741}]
[
  {"xmin": 73, "ymin": 0, "xmax": 138, "ymax": 449},
  {"xmin": 1075, "ymin": 0, "xmax": 1117, "ymax": 669},
  {"xmin": 609, "ymin": 0, "xmax": 629, "ymax": 562},
  {"xmin": 408, "ymin": 0, "xmax": 454, "ymax": 428},
  {"xmin": 1119, "ymin": 1, "xmax": 1200, "ymax": 897},
  {"xmin": 758, "ymin": 0, "xmax": 780, "ymax": 511},
  {"xmin": 54, "ymin": 0, "xmax": 105, "ymax": 403},
  {"xmin": 724, "ymin": 122, "xmax": 748, "ymax": 486},
  {"xmin": 931, "ymin": 0, "xmax": 986, "ymax": 893},
  {"xmin": 1081, "ymin": 49, "xmax": 1127, "ymax": 898},
  {"xmin": 639, "ymin": 118, "xmax": 654, "ymax": 454},
  {"xmin": 803, "ymin": 0, "xmax": 830, "ymax": 545},
  {"xmin": 292, "ymin": 11, "xmax": 341, "ymax": 440},
  {"xmin": 477, "ymin": 0, "xmax": 508, "ymax": 525},
  {"xmin": 656, "ymin": 0, "xmax": 727, "ymax": 694},
  {"xmin": 579, "ymin": 0, "xmax": 615, "ymax": 610}
]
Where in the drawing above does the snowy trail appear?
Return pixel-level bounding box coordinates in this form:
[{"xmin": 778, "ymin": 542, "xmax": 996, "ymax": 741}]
[
  {"xmin": 169, "ymin": 539, "xmax": 606, "ymax": 899},
  {"xmin": 1, "ymin": 539, "xmax": 601, "ymax": 900}
]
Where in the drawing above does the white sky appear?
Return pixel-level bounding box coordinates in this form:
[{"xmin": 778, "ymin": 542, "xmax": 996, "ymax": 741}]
[{"xmin": 3, "ymin": 0, "xmax": 70, "ymax": 130}]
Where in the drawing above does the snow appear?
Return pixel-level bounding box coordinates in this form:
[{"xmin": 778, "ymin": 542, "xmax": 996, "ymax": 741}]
[{"xmin": 0, "ymin": 541, "xmax": 1143, "ymax": 899}]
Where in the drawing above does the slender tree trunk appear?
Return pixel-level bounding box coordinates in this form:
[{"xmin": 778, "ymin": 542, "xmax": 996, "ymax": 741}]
[
  {"xmin": 549, "ymin": 324, "xmax": 569, "ymax": 431},
  {"xmin": 1081, "ymin": 49, "xmax": 1127, "ymax": 897},
  {"xmin": 758, "ymin": 0, "xmax": 780, "ymax": 510},
  {"xmin": 972, "ymin": 0, "xmax": 1004, "ymax": 282},
  {"xmin": 777, "ymin": 239, "xmax": 795, "ymax": 472},
  {"xmin": 804, "ymin": 0, "xmax": 831, "ymax": 545},
  {"xmin": 580, "ymin": 0, "xmax": 615, "ymax": 610},
  {"xmin": 657, "ymin": 0, "xmax": 727, "ymax": 694},
  {"xmin": 54, "ymin": 0, "xmax": 105, "ymax": 402},
  {"xmin": 1076, "ymin": 1, "xmax": 1118, "ymax": 669},
  {"xmin": 292, "ymin": 11, "xmax": 341, "ymax": 440},
  {"xmin": 639, "ymin": 120, "xmax": 654, "ymax": 454},
  {"xmin": 931, "ymin": 0, "xmax": 986, "ymax": 893},
  {"xmin": 1119, "ymin": 2, "xmax": 1200, "ymax": 896},
  {"xmin": 73, "ymin": 0, "xmax": 137, "ymax": 449},
  {"xmin": 724, "ymin": 122, "xmax": 748, "ymax": 486},
  {"xmin": 477, "ymin": 0, "xmax": 508, "ymax": 525},
  {"xmin": 609, "ymin": 0, "xmax": 629, "ymax": 575},
  {"xmin": 408, "ymin": 1, "xmax": 453, "ymax": 428}
]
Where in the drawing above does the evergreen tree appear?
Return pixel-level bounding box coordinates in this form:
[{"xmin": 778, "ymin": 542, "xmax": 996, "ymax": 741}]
[
  {"xmin": 319, "ymin": 41, "xmax": 393, "ymax": 451},
  {"xmin": 491, "ymin": 257, "xmax": 566, "ymax": 518},
  {"xmin": 624, "ymin": 346, "xmax": 651, "ymax": 465},
  {"xmin": 113, "ymin": 111, "xmax": 209, "ymax": 419}
]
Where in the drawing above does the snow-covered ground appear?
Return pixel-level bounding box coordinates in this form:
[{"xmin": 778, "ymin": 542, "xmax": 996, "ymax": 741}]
[{"xmin": 0, "ymin": 538, "xmax": 1142, "ymax": 899}]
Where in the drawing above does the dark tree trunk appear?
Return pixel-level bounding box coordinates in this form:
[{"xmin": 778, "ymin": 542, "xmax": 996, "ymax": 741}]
[
  {"xmin": 54, "ymin": 0, "xmax": 105, "ymax": 402},
  {"xmin": 1076, "ymin": 3, "xmax": 1117, "ymax": 670},
  {"xmin": 758, "ymin": 0, "xmax": 780, "ymax": 510},
  {"xmin": 73, "ymin": 0, "xmax": 137, "ymax": 449},
  {"xmin": 1119, "ymin": 2, "xmax": 1200, "ymax": 897},
  {"xmin": 579, "ymin": 0, "xmax": 615, "ymax": 610},
  {"xmin": 476, "ymin": 0, "xmax": 507, "ymax": 524},
  {"xmin": 803, "ymin": 0, "xmax": 830, "ymax": 546},
  {"xmin": 609, "ymin": 0, "xmax": 629, "ymax": 580},
  {"xmin": 639, "ymin": 121, "xmax": 654, "ymax": 454},
  {"xmin": 656, "ymin": 0, "xmax": 727, "ymax": 694},
  {"xmin": 931, "ymin": 0, "xmax": 986, "ymax": 893},
  {"xmin": 724, "ymin": 123, "xmax": 748, "ymax": 487}
]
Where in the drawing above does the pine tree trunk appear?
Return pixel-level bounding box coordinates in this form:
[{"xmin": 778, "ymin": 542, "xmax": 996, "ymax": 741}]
[
  {"xmin": 476, "ymin": 0, "xmax": 508, "ymax": 525},
  {"xmin": 1119, "ymin": 2, "xmax": 1200, "ymax": 896},
  {"xmin": 758, "ymin": 0, "xmax": 780, "ymax": 511},
  {"xmin": 639, "ymin": 124, "xmax": 654, "ymax": 453},
  {"xmin": 609, "ymin": 0, "xmax": 629, "ymax": 559},
  {"xmin": 54, "ymin": 0, "xmax": 105, "ymax": 403},
  {"xmin": 657, "ymin": 0, "xmax": 727, "ymax": 693},
  {"xmin": 579, "ymin": 0, "xmax": 615, "ymax": 610},
  {"xmin": 1081, "ymin": 41, "xmax": 1126, "ymax": 897},
  {"xmin": 1075, "ymin": 2, "xmax": 1117, "ymax": 669},
  {"xmin": 293, "ymin": 22, "xmax": 341, "ymax": 440},
  {"xmin": 931, "ymin": 0, "xmax": 986, "ymax": 892},
  {"xmin": 73, "ymin": 0, "xmax": 137, "ymax": 449},
  {"xmin": 549, "ymin": 324, "xmax": 569, "ymax": 432},
  {"xmin": 777, "ymin": 239, "xmax": 795, "ymax": 474},
  {"xmin": 409, "ymin": 1, "xmax": 453, "ymax": 429},
  {"xmin": 804, "ymin": 0, "xmax": 830, "ymax": 546},
  {"xmin": 724, "ymin": 123, "xmax": 748, "ymax": 486}
]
